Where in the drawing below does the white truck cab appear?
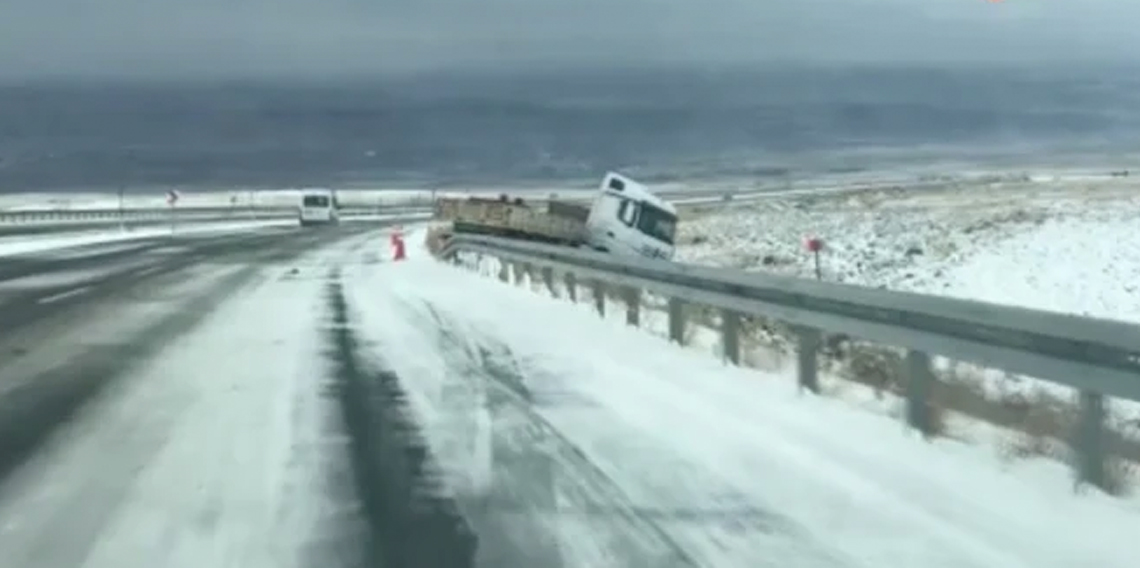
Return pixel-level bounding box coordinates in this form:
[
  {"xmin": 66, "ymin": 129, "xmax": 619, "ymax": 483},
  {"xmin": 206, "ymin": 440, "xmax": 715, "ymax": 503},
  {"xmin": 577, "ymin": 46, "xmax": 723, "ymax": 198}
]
[
  {"xmin": 585, "ymin": 172, "xmax": 677, "ymax": 260},
  {"xmin": 298, "ymin": 188, "xmax": 339, "ymax": 226}
]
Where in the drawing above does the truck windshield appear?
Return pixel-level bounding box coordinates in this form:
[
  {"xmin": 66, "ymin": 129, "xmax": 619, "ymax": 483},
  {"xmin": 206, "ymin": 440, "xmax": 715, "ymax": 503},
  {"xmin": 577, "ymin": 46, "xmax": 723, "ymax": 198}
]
[
  {"xmin": 635, "ymin": 202, "xmax": 677, "ymax": 245},
  {"xmin": 303, "ymin": 195, "xmax": 330, "ymax": 207}
]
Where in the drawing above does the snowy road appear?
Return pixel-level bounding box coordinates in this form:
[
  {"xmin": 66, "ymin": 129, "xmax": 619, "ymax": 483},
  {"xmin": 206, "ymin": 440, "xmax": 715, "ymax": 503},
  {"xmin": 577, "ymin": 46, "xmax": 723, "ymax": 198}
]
[
  {"xmin": 0, "ymin": 225, "xmax": 386, "ymax": 568},
  {"xmin": 0, "ymin": 226, "xmax": 1137, "ymax": 568},
  {"xmin": 0, "ymin": 226, "xmax": 318, "ymax": 335},
  {"xmin": 336, "ymin": 242, "xmax": 1140, "ymax": 568}
]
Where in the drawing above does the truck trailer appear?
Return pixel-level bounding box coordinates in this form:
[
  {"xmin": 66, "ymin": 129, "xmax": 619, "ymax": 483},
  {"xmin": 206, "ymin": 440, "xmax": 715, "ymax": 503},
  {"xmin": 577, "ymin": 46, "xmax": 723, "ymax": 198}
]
[{"xmin": 433, "ymin": 172, "xmax": 678, "ymax": 261}]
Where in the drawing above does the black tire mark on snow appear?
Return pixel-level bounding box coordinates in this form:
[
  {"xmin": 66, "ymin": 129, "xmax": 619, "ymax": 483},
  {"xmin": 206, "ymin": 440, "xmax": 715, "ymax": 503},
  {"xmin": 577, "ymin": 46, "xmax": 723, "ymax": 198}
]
[
  {"xmin": 324, "ymin": 271, "xmax": 478, "ymax": 568},
  {"xmin": 405, "ymin": 296, "xmax": 699, "ymax": 568},
  {"xmin": 418, "ymin": 302, "xmax": 867, "ymax": 568},
  {"xmin": 426, "ymin": 298, "xmax": 868, "ymax": 568}
]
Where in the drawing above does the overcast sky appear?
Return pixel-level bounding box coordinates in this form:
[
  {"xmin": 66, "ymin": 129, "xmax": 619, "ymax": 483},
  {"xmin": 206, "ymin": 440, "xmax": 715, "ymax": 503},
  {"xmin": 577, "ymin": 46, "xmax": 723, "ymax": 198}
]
[{"xmin": 0, "ymin": 0, "xmax": 1135, "ymax": 80}]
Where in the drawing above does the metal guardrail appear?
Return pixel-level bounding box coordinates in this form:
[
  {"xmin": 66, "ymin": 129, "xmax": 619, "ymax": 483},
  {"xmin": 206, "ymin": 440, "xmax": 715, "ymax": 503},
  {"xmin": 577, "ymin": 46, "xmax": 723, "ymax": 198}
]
[
  {"xmin": 0, "ymin": 205, "xmax": 435, "ymax": 226},
  {"xmin": 439, "ymin": 234, "xmax": 1140, "ymax": 491}
]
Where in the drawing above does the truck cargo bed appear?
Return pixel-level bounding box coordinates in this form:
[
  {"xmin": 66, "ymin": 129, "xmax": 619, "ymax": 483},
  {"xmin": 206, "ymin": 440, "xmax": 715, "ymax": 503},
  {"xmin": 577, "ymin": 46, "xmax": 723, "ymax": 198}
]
[
  {"xmin": 436, "ymin": 197, "xmax": 586, "ymax": 245},
  {"xmin": 547, "ymin": 200, "xmax": 591, "ymax": 223}
]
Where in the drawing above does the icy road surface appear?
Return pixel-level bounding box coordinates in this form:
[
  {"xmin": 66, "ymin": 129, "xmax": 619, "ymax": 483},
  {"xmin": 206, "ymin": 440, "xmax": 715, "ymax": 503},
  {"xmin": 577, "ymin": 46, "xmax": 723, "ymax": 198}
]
[
  {"xmin": 338, "ymin": 242, "xmax": 1140, "ymax": 568},
  {"xmin": 0, "ymin": 220, "xmax": 299, "ymax": 258},
  {"xmin": 0, "ymin": 225, "xmax": 1136, "ymax": 568},
  {"xmin": 0, "ymin": 231, "xmax": 380, "ymax": 568}
]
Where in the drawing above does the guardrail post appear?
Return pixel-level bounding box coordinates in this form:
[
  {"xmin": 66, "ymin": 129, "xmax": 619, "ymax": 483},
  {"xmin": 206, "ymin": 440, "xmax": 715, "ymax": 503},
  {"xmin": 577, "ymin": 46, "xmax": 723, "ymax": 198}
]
[
  {"xmin": 668, "ymin": 298, "xmax": 685, "ymax": 345},
  {"xmin": 722, "ymin": 310, "xmax": 741, "ymax": 365},
  {"xmin": 905, "ymin": 350, "xmax": 935, "ymax": 436},
  {"xmin": 564, "ymin": 273, "xmax": 578, "ymax": 302},
  {"xmin": 797, "ymin": 327, "xmax": 821, "ymax": 393},
  {"xmin": 1074, "ymin": 390, "xmax": 1107, "ymax": 491},
  {"xmin": 497, "ymin": 260, "xmax": 509, "ymax": 283},
  {"xmin": 512, "ymin": 263, "xmax": 526, "ymax": 286},
  {"xmin": 592, "ymin": 281, "xmax": 605, "ymax": 316},
  {"xmin": 624, "ymin": 287, "xmax": 640, "ymax": 327},
  {"xmin": 541, "ymin": 266, "xmax": 557, "ymax": 297}
]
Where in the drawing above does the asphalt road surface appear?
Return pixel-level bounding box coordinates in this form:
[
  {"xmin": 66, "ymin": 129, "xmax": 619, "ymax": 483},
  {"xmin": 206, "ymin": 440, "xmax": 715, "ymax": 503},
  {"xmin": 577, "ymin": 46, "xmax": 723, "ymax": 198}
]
[
  {"xmin": 0, "ymin": 225, "xmax": 389, "ymax": 568},
  {"xmin": 0, "ymin": 217, "xmax": 267, "ymax": 238},
  {"xmin": 0, "ymin": 222, "xmax": 1131, "ymax": 568},
  {"xmin": 0, "ymin": 223, "xmax": 660, "ymax": 568}
]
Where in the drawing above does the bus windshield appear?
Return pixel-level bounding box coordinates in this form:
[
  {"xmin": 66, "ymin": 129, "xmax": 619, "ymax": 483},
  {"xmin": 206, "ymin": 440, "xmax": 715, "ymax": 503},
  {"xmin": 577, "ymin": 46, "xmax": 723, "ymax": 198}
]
[{"xmin": 635, "ymin": 202, "xmax": 677, "ymax": 245}]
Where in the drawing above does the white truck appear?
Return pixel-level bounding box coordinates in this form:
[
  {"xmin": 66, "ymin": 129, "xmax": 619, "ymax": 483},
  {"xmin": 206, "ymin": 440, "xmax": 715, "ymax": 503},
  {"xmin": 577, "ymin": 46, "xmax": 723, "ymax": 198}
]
[{"xmin": 433, "ymin": 172, "xmax": 678, "ymax": 260}]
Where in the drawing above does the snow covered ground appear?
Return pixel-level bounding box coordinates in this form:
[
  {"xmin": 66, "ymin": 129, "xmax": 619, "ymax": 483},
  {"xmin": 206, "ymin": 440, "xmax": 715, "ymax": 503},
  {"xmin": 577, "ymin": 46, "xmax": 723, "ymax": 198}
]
[
  {"xmin": 2, "ymin": 219, "xmax": 1137, "ymax": 567},
  {"xmin": 674, "ymin": 174, "xmax": 1140, "ymax": 446},
  {"xmin": 339, "ymin": 236, "xmax": 1140, "ymax": 568},
  {"xmin": 677, "ymin": 174, "xmax": 1140, "ymax": 301}
]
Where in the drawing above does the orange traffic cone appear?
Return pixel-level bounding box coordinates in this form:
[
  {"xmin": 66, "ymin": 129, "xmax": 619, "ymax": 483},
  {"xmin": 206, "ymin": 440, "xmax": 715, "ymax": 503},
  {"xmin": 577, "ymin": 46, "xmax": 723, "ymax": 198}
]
[{"xmin": 391, "ymin": 233, "xmax": 406, "ymax": 261}]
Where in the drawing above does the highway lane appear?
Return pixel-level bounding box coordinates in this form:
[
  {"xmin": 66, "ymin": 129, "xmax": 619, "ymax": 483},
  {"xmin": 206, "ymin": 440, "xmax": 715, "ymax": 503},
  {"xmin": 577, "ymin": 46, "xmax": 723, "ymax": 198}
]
[
  {"xmin": 0, "ymin": 218, "xmax": 266, "ymax": 238},
  {"xmin": 0, "ymin": 222, "xmax": 1131, "ymax": 568},
  {"xmin": 0, "ymin": 225, "xmax": 398, "ymax": 568},
  {"xmin": 0, "ymin": 224, "xmax": 391, "ymax": 495},
  {"xmin": 0, "ymin": 223, "xmax": 492, "ymax": 568},
  {"xmin": 0, "ymin": 226, "xmax": 367, "ymax": 339}
]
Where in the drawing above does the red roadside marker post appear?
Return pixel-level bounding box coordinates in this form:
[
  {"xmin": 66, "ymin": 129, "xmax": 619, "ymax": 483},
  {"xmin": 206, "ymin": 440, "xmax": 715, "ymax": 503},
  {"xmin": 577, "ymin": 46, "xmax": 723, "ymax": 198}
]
[{"xmin": 804, "ymin": 236, "xmax": 824, "ymax": 280}]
